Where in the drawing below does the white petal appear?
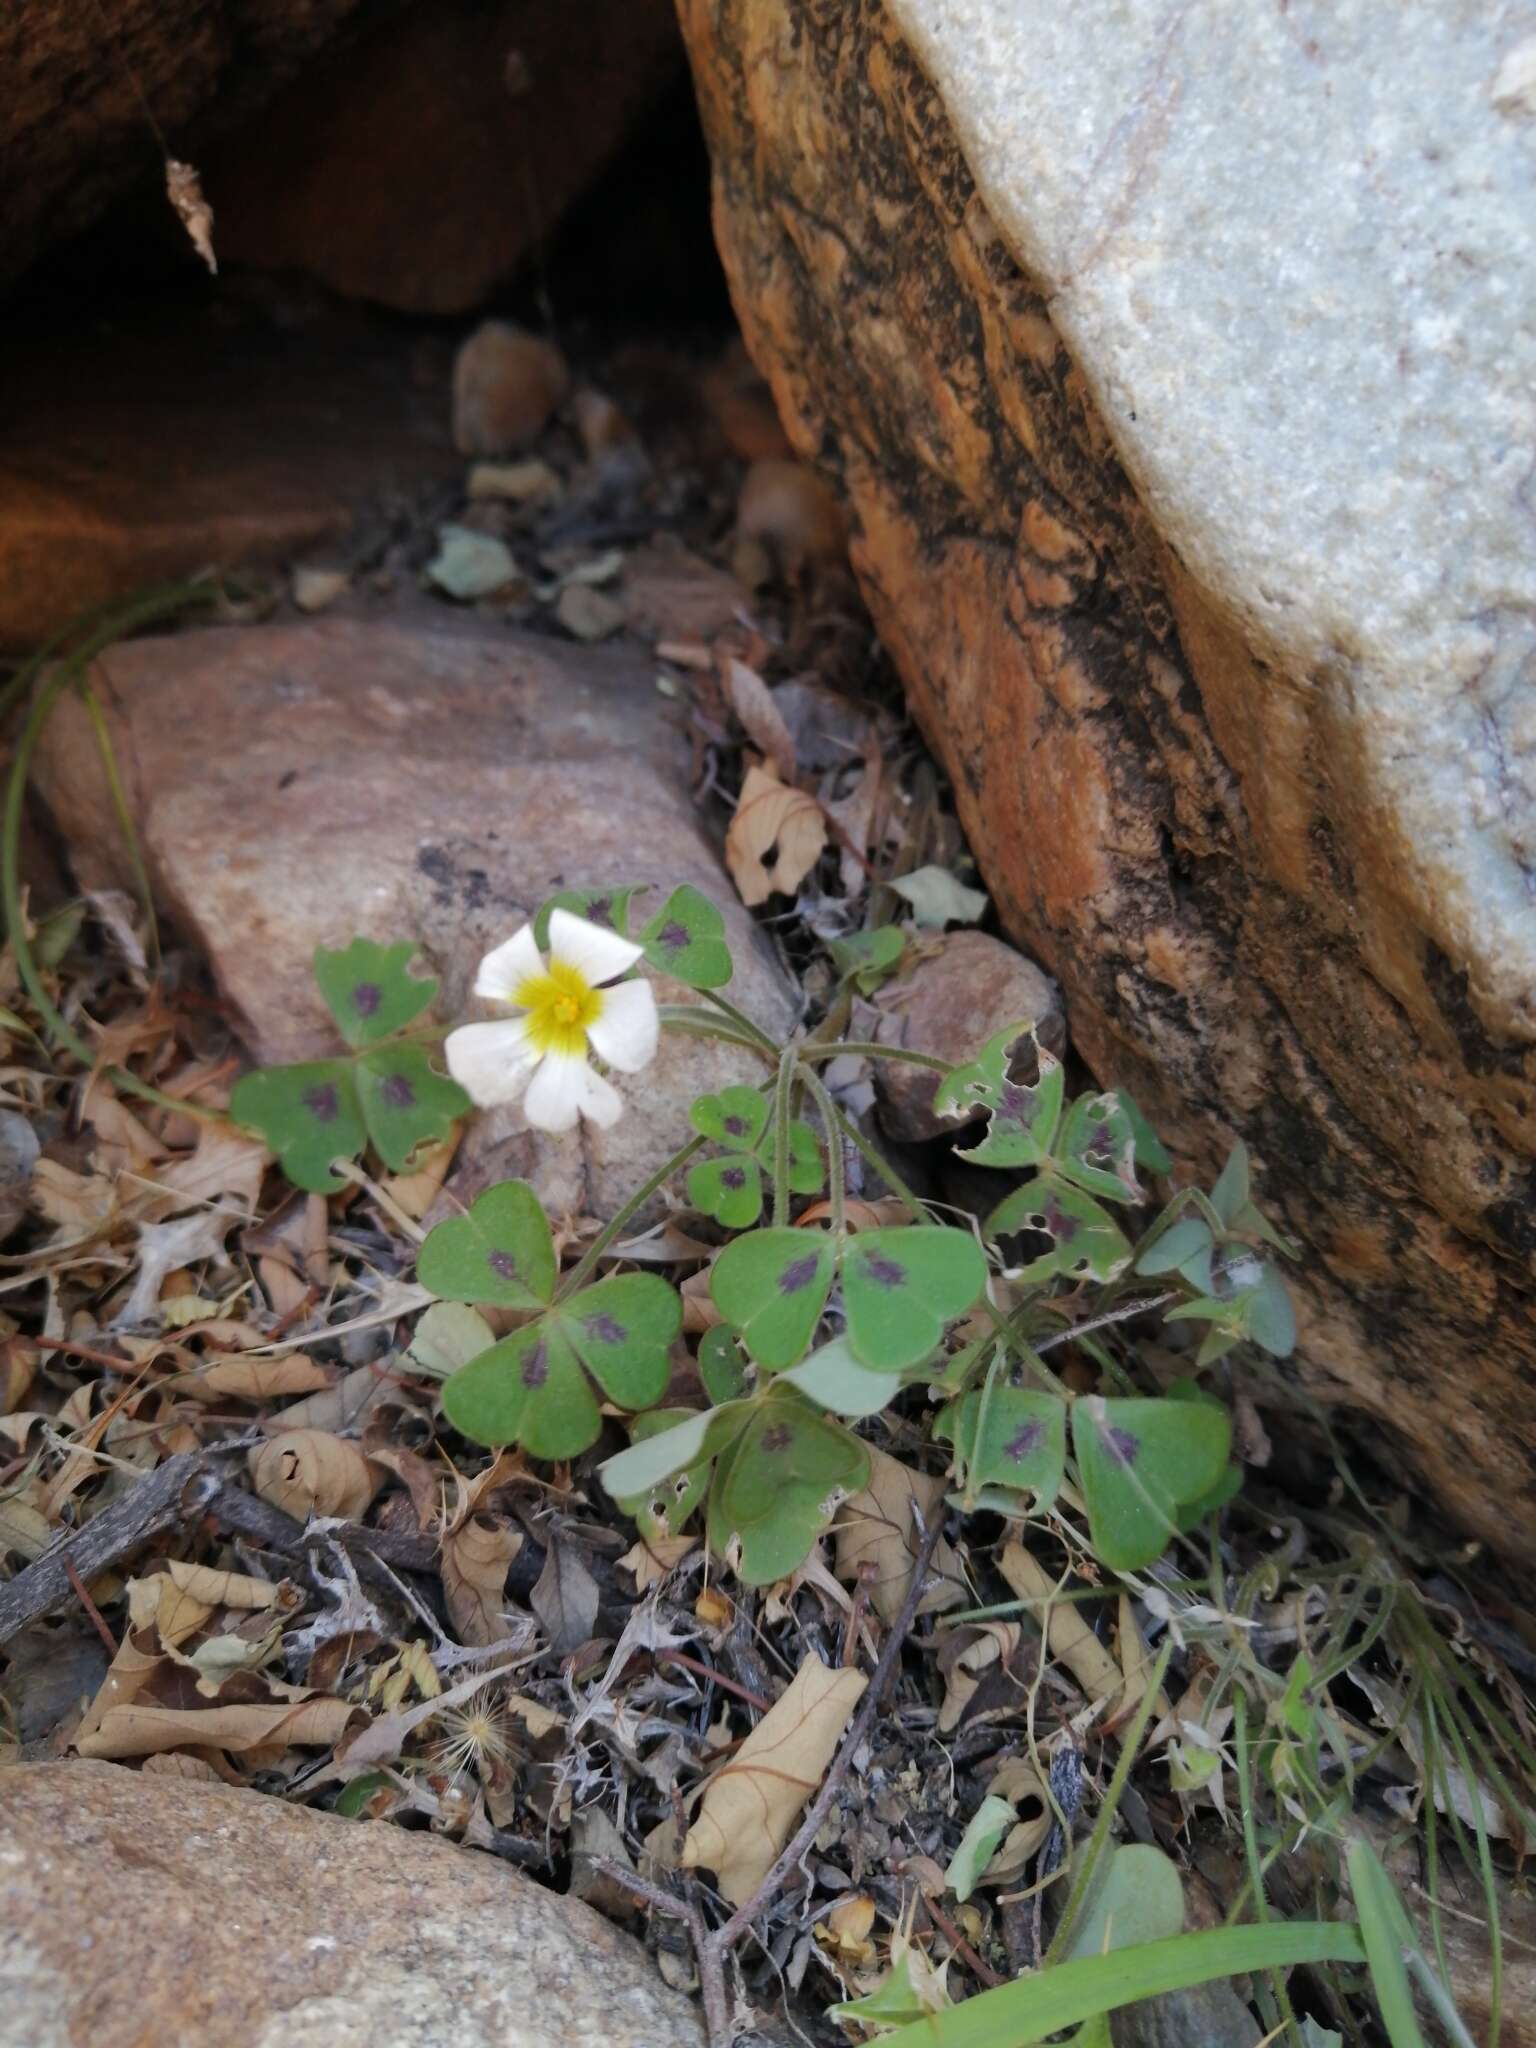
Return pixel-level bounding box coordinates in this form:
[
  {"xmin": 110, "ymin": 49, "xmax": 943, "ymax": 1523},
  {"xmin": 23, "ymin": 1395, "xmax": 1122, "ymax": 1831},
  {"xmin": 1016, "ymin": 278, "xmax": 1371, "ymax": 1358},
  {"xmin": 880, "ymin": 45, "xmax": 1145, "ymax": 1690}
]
[
  {"xmin": 588, "ymin": 978, "xmax": 659, "ymax": 1073},
  {"xmin": 523, "ymin": 1051, "xmax": 588, "ymax": 1132},
  {"xmin": 575, "ymin": 1064, "xmax": 624, "ymax": 1128},
  {"xmin": 444, "ymin": 1019, "xmax": 538, "ymax": 1107},
  {"xmin": 548, "ymin": 907, "xmax": 643, "ymax": 987},
  {"xmin": 474, "ymin": 924, "xmax": 543, "ymax": 1004}
]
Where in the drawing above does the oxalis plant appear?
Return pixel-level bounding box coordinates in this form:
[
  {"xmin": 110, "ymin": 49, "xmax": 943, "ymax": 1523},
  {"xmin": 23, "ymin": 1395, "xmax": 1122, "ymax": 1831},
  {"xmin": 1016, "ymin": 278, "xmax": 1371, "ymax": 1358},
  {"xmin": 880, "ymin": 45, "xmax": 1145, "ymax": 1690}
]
[{"xmin": 232, "ymin": 879, "xmax": 1299, "ymax": 1591}]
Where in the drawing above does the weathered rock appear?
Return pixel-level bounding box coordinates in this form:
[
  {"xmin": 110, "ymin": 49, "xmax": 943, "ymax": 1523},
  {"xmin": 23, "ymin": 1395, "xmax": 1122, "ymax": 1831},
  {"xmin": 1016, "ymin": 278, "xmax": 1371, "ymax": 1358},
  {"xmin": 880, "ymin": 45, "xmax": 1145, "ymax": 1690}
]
[
  {"xmin": 0, "ymin": 1759, "xmax": 704, "ymax": 2048},
  {"xmin": 31, "ymin": 615, "xmax": 796, "ymax": 1219},
  {"xmin": 865, "ymin": 930, "xmax": 1063, "ymax": 1143},
  {"xmin": 678, "ymin": 0, "xmax": 1536, "ymax": 1555},
  {"xmin": 0, "ymin": 299, "xmax": 457, "ymax": 651},
  {"xmin": 204, "ymin": 0, "xmax": 683, "ymax": 316}
]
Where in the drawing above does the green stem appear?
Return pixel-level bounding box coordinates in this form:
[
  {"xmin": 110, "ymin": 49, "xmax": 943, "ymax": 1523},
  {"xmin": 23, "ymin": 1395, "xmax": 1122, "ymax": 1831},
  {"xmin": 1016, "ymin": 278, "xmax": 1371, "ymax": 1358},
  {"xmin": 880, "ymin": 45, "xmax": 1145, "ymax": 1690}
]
[
  {"xmin": 771, "ymin": 1045, "xmax": 797, "ymax": 1228},
  {"xmin": 797, "ymin": 1064, "xmax": 845, "ymax": 1236},
  {"xmin": 556, "ymin": 1132, "xmax": 708, "ymax": 1301},
  {"xmin": 797, "ymin": 1039, "xmax": 953, "ymax": 1073},
  {"xmin": 825, "ymin": 1099, "xmax": 926, "ymax": 1223},
  {"xmin": 656, "ymin": 1005, "xmax": 767, "ymax": 1055},
  {"xmin": 699, "ymin": 987, "xmax": 780, "ymax": 1055}
]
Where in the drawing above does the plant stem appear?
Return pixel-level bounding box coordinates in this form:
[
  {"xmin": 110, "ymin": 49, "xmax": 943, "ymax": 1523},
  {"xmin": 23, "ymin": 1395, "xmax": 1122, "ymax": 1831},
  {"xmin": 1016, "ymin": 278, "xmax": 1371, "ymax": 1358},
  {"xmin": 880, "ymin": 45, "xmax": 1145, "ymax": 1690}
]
[
  {"xmin": 826, "ymin": 1099, "xmax": 926, "ymax": 1223},
  {"xmin": 798, "ymin": 1039, "xmax": 954, "ymax": 1073},
  {"xmin": 797, "ymin": 1064, "xmax": 845, "ymax": 1236},
  {"xmin": 699, "ymin": 987, "xmax": 780, "ymax": 1055},
  {"xmin": 771, "ymin": 1045, "xmax": 797, "ymax": 1228},
  {"xmin": 556, "ymin": 1133, "xmax": 706, "ymax": 1300},
  {"xmin": 656, "ymin": 1005, "xmax": 766, "ymax": 1055}
]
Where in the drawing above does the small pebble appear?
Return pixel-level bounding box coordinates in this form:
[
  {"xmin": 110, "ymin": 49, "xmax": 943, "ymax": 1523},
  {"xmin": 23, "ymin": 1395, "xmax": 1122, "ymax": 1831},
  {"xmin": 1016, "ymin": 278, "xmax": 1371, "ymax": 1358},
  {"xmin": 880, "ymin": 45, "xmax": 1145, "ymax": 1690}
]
[{"xmin": 452, "ymin": 321, "xmax": 569, "ymax": 457}]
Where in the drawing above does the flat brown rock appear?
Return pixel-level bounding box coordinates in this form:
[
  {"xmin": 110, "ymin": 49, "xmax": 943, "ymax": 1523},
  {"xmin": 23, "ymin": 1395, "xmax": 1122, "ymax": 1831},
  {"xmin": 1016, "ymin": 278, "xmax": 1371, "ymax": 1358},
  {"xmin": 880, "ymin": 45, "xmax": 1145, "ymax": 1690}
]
[
  {"xmin": 0, "ymin": 1759, "xmax": 705, "ymax": 2048},
  {"xmin": 32, "ymin": 614, "xmax": 795, "ymax": 1219}
]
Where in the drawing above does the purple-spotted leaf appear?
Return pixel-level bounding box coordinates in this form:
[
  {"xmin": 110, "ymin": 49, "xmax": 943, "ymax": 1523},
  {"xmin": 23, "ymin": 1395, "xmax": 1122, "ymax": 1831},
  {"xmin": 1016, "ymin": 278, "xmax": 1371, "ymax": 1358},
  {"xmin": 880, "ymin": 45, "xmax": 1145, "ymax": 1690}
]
[
  {"xmin": 416, "ymin": 1180, "xmax": 556, "ymax": 1310},
  {"xmin": 637, "ymin": 884, "xmax": 733, "ymax": 989},
  {"xmin": 229, "ymin": 1059, "xmax": 365, "ymax": 1194},
  {"xmin": 936, "ymin": 1386, "xmax": 1066, "ymax": 1508},
  {"xmin": 708, "ymin": 1387, "xmax": 869, "ymax": 1584},
  {"xmin": 936, "ymin": 1024, "xmax": 1067, "ymax": 1171},
  {"xmin": 842, "ymin": 1226, "xmax": 988, "ymax": 1373},
  {"xmin": 1071, "ymin": 1394, "xmax": 1232, "ymax": 1571},
  {"xmin": 690, "ymin": 1085, "xmax": 768, "ymax": 1149},
  {"xmin": 985, "ymin": 1174, "xmax": 1132, "ymax": 1285},
  {"xmin": 554, "ymin": 1271, "xmax": 679, "ymax": 1408},
  {"xmin": 441, "ymin": 1321, "xmax": 599, "ymax": 1457},
  {"xmin": 533, "ymin": 885, "xmax": 643, "ymax": 949},
  {"xmin": 687, "ymin": 1152, "xmax": 763, "ymax": 1228},
  {"xmin": 777, "ymin": 1334, "xmax": 907, "ymax": 1417},
  {"xmin": 355, "ymin": 1044, "xmax": 469, "ymax": 1173},
  {"xmin": 313, "ymin": 938, "xmax": 438, "ymax": 1049},
  {"xmin": 710, "ymin": 1228, "xmax": 835, "ymax": 1370},
  {"xmin": 1057, "ymin": 1092, "xmax": 1143, "ymax": 1204}
]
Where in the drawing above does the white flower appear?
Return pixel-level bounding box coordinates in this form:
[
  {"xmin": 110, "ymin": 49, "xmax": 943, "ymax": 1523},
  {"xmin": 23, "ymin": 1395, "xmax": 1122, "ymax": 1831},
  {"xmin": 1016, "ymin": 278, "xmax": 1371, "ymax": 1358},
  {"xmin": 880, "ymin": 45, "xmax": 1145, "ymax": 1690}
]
[{"xmin": 445, "ymin": 909, "xmax": 659, "ymax": 1132}]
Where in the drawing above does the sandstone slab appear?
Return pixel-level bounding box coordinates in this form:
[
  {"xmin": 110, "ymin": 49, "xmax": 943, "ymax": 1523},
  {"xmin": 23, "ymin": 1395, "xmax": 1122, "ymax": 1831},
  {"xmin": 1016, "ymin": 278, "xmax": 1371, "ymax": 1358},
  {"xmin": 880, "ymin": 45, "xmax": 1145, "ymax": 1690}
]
[
  {"xmin": 679, "ymin": 0, "xmax": 1536, "ymax": 1555},
  {"xmin": 0, "ymin": 1759, "xmax": 704, "ymax": 2048},
  {"xmin": 32, "ymin": 615, "xmax": 795, "ymax": 1219}
]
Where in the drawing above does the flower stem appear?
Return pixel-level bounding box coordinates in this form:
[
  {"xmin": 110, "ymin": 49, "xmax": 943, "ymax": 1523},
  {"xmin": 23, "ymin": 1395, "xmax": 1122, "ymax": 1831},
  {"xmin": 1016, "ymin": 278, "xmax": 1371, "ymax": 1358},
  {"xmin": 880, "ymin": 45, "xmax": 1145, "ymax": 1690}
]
[
  {"xmin": 770, "ymin": 1045, "xmax": 797, "ymax": 1228},
  {"xmin": 797, "ymin": 1064, "xmax": 845, "ymax": 1237},
  {"xmin": 825, "ymin": 1100, "xmax": 926, "ymax": 1224},
  {"xmin": 656, "ymin": 1005, "xmax": 769, "ymax": 1056},
  {"xmin": 699, "ymin": 987, "xmax": 781, "ymax": 1055},
  {"xmin": 798, "ymin": 1040, "xmax": 954, "ymax": 1073},
  {"xmin": 556, "ymin": 1133, "xmax": 707, "ymax": 1300}
]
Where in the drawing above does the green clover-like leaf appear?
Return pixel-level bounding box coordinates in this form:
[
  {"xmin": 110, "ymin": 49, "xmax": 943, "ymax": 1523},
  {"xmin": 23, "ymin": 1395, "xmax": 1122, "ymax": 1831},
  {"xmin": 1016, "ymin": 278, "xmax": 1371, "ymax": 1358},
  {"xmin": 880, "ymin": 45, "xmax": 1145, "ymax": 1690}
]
[
  {"xmin": 1135, "ymin": 1213, "xmax": 1215, "ymax": 1286},
  {"xmin": 600, "ymin": 1401, "xmax": 747, "ymax": 1504},
  {"xmin": 937, "ymin": 1027, "xmax": 1067, "ymax": 1170},
  {"xmin": 1071, "ymin": 1394, "xmax": 1232, "ymax": 1571},
  {"xmin": 229, "ymin": 1060, "xmax": 365, "ymax": 1194},
  {"xmin": 842, "ymin": 1226, "xmax": 988, "ymax": 1373},
  {"xmin": 1115, "ymin": 1089, "xmax": 1173, "ymax": 1177},
  {"xmin": 533, "ymin": 885, "xmax": 643, "ymax": 949},
  {"xmin": 417, "ymin": 1180, "xmax": 556, "ymax": 1310},
  {"xmin": 785, "ymin": 1117, "xmax": 823, "ymax": 1194},
  {"xmin": 697, "ymin": 1324, "xmax": 749, "ymax": 1405},
  {"xmin": 1057, "ymin": 1092, "xmax": 1143, "ymax": 1204},
  {"xmin": 935, "ymin": 1385, "xmax": 1066, "ymax": 1508},
  {"xmin": 441, "ymin": 1321, "xmax": 598, "ymax": 1457},
  {"xmin": 355, "ymin": 1044, "xmax": 469, "ymax": 1173},
  {"xmin": 827, "ymin": 926, "xmax": 905, "ymax": 995},
  {"xmin": 710, "ymin": 1227, "xmax": 835, "ymax": 1370},
  {"xmin": 690, "ymin": 1085, "xmax": 768, "ymax": 1148},
  {"xmin": 985, "ymin": 1174, "xmax": 1132, "ymax": 1285},
  {"xmin": 313, "ymin": 938, "xmax": 438, "ymax": 1049},
  {"xmin": 637, "ymin": 884, "xmax": 733, "ymax": 988},
  {"xmin": 687, "ymin": 1152, "xmax": 764, "ymax": 1228},
  {"xmin": 777, "ymin": 1333, "xmax": 907, "ymax": 1417},
  {"xmin": 608, "ymin": 1406, "xmax": 725, "ymax": 1538},
  {"xmin": 554, "ymin": 1271, "xmax": 679, "ymax": 1409},
  {"xmin": 707, "ymin": 1387, "xmax": 869, "ymax": 1584}
]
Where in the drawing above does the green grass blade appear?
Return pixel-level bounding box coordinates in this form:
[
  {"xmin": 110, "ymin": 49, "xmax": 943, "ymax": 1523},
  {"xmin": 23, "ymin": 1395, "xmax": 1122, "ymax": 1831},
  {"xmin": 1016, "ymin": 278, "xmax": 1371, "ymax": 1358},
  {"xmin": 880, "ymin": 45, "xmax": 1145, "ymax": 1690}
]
[{"xmin": 1346, "ymin": 1837, "xmax": 1431, "ymax": 2048}]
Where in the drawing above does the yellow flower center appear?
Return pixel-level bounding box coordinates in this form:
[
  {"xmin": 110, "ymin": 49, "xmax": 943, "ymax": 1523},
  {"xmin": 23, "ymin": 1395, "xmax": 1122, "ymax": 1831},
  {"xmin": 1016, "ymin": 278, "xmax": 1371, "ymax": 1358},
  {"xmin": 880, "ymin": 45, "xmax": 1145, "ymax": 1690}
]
[{"xmin": 515, "ymin": 961, "xmax": 603, "ymax": 1058}]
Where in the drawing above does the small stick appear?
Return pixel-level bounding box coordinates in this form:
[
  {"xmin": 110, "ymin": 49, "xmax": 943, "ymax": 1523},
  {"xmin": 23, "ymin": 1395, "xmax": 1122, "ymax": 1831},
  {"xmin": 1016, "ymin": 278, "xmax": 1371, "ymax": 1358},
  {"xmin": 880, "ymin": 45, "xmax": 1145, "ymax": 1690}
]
[
  {"xmin": 591, "ymin": 1862, "xmax": 729, "ymax": 2048},
  {"xmin": 658, "ymin": 1650, "xmax": 774, "ymax": 1715},
  {"xmin": 924, "ymin": 1892, "xmax": 1005, "ymax": 1989},
  {"xmin": 62, "ymin": 1554, "xmax": 119, "ymax": 1656}
]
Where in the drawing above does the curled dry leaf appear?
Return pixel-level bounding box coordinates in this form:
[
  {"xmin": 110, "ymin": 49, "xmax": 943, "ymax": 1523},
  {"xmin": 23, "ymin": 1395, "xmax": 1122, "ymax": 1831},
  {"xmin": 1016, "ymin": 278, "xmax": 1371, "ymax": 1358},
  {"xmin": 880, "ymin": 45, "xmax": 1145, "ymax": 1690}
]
[
  {"xmin": 936, "ymin": 1621, "xmax": 1020, "ymax": 1735},
  {"xmin": 835, "ymin": 1446, "xmax": 965, "ymax": 1625},
  {"xmin": 620, "ymin": 1532, "xmax": 697, "ymax": 1592},
  {"xmin": 725, "ymin": 764, "xmax": 828, "ymax": 906},
  {"xmin": 160, "ymin": 1562, "xmax": 282, "ymax": 1611},
  {"xmin": 530, "ymin": 1536, "xmax": 600, "ymax": 1658},
  {"xmin": 722, "ymin": 658, "xmax": 797, "ymax": 782},
  {"xmin": 441, "ymin": 1513, "xmax": 523, "ymax": 1646},
  {"xmin": 78, "ymin": 1681, "xmax": 359, "ymax": 1762},
  {"xmin": 197, "ymin": 1353, "xmax": 333, "ymax": 1402},
  {"xmin": 981, "ymin": 1757, "xmax": 1054, "ymax": 1882},
  {"xmin": 999, "ymin": 1541, "xmax": 1124, "ymax": 1722},
  {"xmin": 250, "ymin": 1429, "xmax": 381, "ymax": 1521},
  {"xmin": 681, "ymin": 1651, "xmax": 867, "ymax": 1905}
]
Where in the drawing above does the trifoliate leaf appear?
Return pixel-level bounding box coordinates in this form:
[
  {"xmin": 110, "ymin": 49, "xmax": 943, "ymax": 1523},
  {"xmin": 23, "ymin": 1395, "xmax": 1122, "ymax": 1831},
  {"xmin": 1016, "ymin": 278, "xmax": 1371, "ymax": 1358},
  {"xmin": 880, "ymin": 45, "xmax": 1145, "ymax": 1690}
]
[
  {"xmin": 1208, "ymin": 1141, "xmax": 1251, "ymax": 1228},
  {"xmin": 1071, "ymin": 1394, "xmax": 1232, "ymax": 1572},
  {"xmin": 827, "ymin": 925, "xmax": 905, "ymax": 994},
  {"xmin": 935, "ymin": 1385, "xmax": 1066, "ymax": 1508},
  {"xmin": 441, "ymin": 1321, "xmax": 598, "ymax": 1457},
  {"xmin": 1135, "ymin": 1214, "xmax": 1214, "ymax": 1280},
  {"xmin": 417, "ymin": 1180, "xmax": 556, "ymax": 1310},
  {"xmin": 708, "ymin": 1388, "xmax": 868, "ymax": 1584},
  {"xmin": 710, "ymin": 1227, "xmax": 835, "ymax": 1370},
  {"xmin": 690, "ymin": 1085, "xmax": 768, "ymax": 1148},
  {"xmin": 697, "ymin": 1324, "xmax": 750, "ymax": 1405},
  {"xmin": 312, "ymin": 938, "xmax": 439, "ymax": 1049},
  {"xmin": 605, "ymin": 1405, "xmax": 742, "ymax": 1538},
  {"xmin": 1115, "ymin": 1088, "xmax": 1172, "ymax": 1176},
  {"xmin": 842, "ymin": 1226, "xmax": 988, "ymax": 1373},
  {"xmin": 229, "ymin": 1060, "xmax": 364, "ymax": 1194},
  {"xmin": 533, "ymin": 885, "xmax": 643, "ymax": 949},
  {"xmin": 554, "ymin": 1271, "xmax": 679, "ymax": 1409},
  {"xmin": 638, "ymin": 884, "xmax": 733, "ymax": 989},
  {"xmin": 687, "ymin": 1152, "xmax": 763, "ymax": 1228},
  {"xmin": 940, "ymin": 1035, "xmax": 1067, "ymax": 1170},
  {"xmin": 888, "ymin": 863, "xmax": 988, "ymax": 929},
  {"xmin": 355, "ymin": 1044, "xmax": 468, "ymax": 1172},
  {"xmin": 777, "ymin": 1334, "xmax": 907, "ymax": 1417},
  {"xmin": 986, "ymin": 1174, "xmax": 1132, "ymax": 1284}
]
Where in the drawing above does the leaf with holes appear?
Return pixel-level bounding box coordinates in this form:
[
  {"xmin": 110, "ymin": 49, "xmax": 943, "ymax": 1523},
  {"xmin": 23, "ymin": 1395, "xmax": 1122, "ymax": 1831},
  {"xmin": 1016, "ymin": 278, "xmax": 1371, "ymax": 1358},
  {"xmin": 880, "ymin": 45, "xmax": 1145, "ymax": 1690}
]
[
  {"xmin": 603, "ymin": 1403, "xmax": 747, "ymax": 1539},
  {"xmin": 1071, "ymin": 1394, "xmax": 1232, "ymax": 1571},
  {"xmin": 936, "ymin": 1386, "xmax": 1066, "ymax": 1508},
  {"xmin": 355, "ymin": 1044, "xmax": 469, "ymax": 1172},
  {"xmin": 553, "ymin": 1271, "xmax": 679, "ymax": 1409},
  {"xmin": 933, "ymin": 1020, "xmax": 1030, "ymax": 1121},
  {"xmin": 229, "ymin": 1060, "xmax": 365, "ymax": 1194},
  {"xmin": 777, "ymin": 1334, "xmax": 908, "ymax": 1417},
  {"xmin": 313, "ymin": 938, "xmax": 439, "ymax": 1049},
  {"xmin": 638, "ymin": 884, "xmax": 733, "ymax": 989},
  {"xmin": 688, "ymin": 1152, "xmax": 763, "ymax": 1228},
  {"xmin": 986, "ymin": 1174, "xmax": 1132, "ymax": 1285},
  {"xmin": 440, "ymin": 1321, "xmax": 598, "ymax": 1457},
  {"xmin": 698, "ymin": 1324, "xmax": 750, "ymax": 1405},
  {"xmin": 416, "ymin": 1180, "xmax": 556, "ymax": 1311},
  {"xmin": 710, "ymin": 1228, "xmax": 835, "ymax": 1370},
  {"xmin": 1058, "ymin": 1093, "xmax": 1143, "ymax": 1204},
  {"xmin": 938, "ymin": 1029, "xmax": 1067, "ymax": 1172},
  {"xmin": 533, "ymin": 884, "xmax": 643, "ymax": 949},
  {"xmin": 690, "ymin": 1085, "xmax": 767, "ymax": 1148},
  {"xmin": 842, "ymin": 1227, "xmax": 988, "ymax": 1372},
  {"xmin": 707, "ymin": 1388, "xmax": 869, "ymax": 1584}
]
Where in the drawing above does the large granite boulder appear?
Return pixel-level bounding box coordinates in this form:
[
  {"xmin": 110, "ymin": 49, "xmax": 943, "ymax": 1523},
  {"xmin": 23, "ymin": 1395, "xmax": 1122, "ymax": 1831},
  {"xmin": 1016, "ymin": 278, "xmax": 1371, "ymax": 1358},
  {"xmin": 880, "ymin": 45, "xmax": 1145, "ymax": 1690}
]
[{"xmin": 678, "ymin": 0, "xmax": 1536, "ymax": 1553}]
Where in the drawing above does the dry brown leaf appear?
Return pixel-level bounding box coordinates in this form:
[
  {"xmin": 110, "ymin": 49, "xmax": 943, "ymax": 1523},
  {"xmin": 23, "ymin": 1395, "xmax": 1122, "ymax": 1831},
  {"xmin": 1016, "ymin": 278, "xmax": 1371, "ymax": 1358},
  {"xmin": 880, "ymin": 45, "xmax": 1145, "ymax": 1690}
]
[
  {"xmin": 530, "ymin": 1536, "xmax": 599, "ymax": 1657},
  {"xmin": 160, "ymin": 1561, "xmax": 282, "ymax": 1611},
  {"xmin": 620, "ymin": 1531, "xmax": 696, "ymax": 1591},
  {"xmin": 30, "ymin": 1158, "xmax": 116, "ymax": 1231},
  {"xmin": 250, "ymin": 1429, "xmax": 381, "ymax": 1521},
  {"xmin": 999, "ymin": 1541, "xmax": 1124, "ymax": 1718},
  {"xmin": 119, "ymin": 1211, "xmax": 234, "ymax": 1326},
  {"xmin": 380, "ymin": 1132, "xmax": 460, "ymax": 1220},
  {"xmin": 722, "ymin": 658, "xmax": 797, "ymax": 781},
  {"xmin": 154, "ymin": 1123, "xmax": 269, "ymax": 1213},
  {"xmin": 834, "ymin": 1446, "xmax": 965, "ymax": 1625},
  {"xmin": 816, "ymin": 1892, "xmax": 878, "ymax": 1964},
  {"xmin": 197, "ymin": 1353, "xmax": 333, "ymax": 1402},
  {"xmin": 982, "ymin": 1757, "xmax": 1055, "ymax": 1882},
  {"xmin": 680, "ymin": 1652, "xmax": 867, "ymax": 1904},
  {"xmin": 442, "ymin": 1513, "xmax": 523, "ymax": 1645},
  {"xmin": 0, "ymin": 1342, "xmax": 35, "ymax": 1415},
  {"xmin": 140, "ymin": 1751, "xmax": 224, "ymax": 1783},
  {"xmin": 79, "ymin": 1686, "xmax": 357, "ymax": 1761},
  {"xmin": 936, "ymin": 1621, "xmax": 1020, "ymax": 1735},
  {"xmin": 725, "ymin": 765, "xmax": 827, "ymax": 906},
  {"xmin": 1114, "ymin": 1592, "xmax": 1172, "ymax": 1729}
]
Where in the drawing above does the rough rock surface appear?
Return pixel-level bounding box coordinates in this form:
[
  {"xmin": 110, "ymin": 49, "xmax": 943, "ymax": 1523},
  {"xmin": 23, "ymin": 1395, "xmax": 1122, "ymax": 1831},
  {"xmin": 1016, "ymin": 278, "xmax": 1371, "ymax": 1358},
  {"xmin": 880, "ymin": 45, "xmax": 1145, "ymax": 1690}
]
[
  {"xmin": 32, "ymin": 616, "xmax": 796, "ymax": 1219},
  {"xmin": 0, "ymin": 300, "xmax": 458, "ymax": 651},
  {"xmin": 0, "ymin": 1760, "xmax": 705, "ymax": 2048},
  {"xmin": 866, "ymin": 930, "xmax": 1062, "ymax": 1143},
  {"xmin": 678, "ymin": 0, "xmax": 1536, "ymax": 1555}
]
